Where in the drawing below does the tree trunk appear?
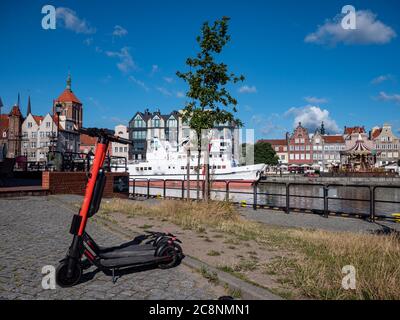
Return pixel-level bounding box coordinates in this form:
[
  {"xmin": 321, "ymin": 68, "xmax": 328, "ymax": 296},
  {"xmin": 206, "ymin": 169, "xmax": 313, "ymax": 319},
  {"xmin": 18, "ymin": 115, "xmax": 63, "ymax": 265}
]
[
  {"xmin": 196, "ymin": 135, "xmax": 201, "ymax": 201},
  {"xmin": 204, "ymin": 140, "xmax": 210, "ymax": 201},
  {"xmin": 186, "ymin": 147, "xmax": 190, "ymax": 201}
]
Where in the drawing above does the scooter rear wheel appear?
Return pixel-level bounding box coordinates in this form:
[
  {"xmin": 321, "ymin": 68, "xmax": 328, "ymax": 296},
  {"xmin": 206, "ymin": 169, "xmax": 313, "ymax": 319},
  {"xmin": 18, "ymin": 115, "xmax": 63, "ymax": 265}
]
[
  {"xmin": 56, "ymin": 261, "xmax": 82, "ymax": 287},
  {"xmin": 158, "ymin": 244, "xmax": 182, "ymax": 269}
]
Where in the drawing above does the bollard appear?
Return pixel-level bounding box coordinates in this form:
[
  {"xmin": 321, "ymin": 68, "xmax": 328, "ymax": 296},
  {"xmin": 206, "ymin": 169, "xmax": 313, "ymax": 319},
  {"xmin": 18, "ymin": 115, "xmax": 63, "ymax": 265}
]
[{"xmin": 163, "ymin": 180, "xmax": 166, "ymax": 199}]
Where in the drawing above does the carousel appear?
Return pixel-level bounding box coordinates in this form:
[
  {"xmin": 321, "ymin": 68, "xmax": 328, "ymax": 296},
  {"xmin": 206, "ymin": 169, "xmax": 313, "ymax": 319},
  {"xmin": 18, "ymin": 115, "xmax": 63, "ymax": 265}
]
[{"xmin": 340, "ymin": 134, "xmax": 375, "ymax": 172}]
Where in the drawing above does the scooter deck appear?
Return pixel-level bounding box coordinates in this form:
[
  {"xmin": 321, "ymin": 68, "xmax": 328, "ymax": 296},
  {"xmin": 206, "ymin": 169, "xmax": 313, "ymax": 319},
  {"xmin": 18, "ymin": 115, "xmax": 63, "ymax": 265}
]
[
  {"xmin": 98, "ymin": 244, "xmax": 157, "ymax": 259},
  {"xmin": 99, "ymin": 254, "xmax": 169, "ymax": 268}
]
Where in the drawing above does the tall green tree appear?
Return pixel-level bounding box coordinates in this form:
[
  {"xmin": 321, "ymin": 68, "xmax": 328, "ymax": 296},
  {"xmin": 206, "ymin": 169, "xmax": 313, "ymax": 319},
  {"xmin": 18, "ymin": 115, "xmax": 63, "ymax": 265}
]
[
  {"xmin": 177, "ymin": 16, "xmax": 244, "ymax": 200},
  {"xmin": 254, "ymin": 141, "xmax": 279, "ymax": 165}
]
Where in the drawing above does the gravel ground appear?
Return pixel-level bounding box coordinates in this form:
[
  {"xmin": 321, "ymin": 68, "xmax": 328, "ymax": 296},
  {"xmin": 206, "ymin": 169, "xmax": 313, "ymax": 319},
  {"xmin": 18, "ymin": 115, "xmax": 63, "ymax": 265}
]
[
  {"xmin": 0, "ymin": 196, "xmax": 224, "ymax": 300},
  {"xmin": 239, "ymin": 207, "xmax": 400, "ymax": 233}
]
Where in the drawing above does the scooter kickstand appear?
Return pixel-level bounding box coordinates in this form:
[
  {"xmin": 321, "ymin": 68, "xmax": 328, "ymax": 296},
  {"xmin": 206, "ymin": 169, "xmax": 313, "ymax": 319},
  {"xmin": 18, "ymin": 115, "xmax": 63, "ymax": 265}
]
[{"xmin": 111, "ymin": 268, "xmax": 119, "ymax": 284}]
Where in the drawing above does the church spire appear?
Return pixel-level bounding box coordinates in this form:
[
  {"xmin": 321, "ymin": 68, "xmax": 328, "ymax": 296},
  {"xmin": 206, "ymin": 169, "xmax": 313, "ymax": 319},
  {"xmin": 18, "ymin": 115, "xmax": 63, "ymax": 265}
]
[
  {"xmin": 66, "ymin": 72, "xmax": 72, "ymax": 91},
  {"xmin": 27, "ymin": 96, "xmax": 32, "ymax": 116}
]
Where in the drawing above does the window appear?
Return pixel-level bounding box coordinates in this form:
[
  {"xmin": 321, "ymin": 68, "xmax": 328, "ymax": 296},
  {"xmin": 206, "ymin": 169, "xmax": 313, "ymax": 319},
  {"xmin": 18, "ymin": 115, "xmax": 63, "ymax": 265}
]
[
  {"xmin": 31, "ymin": 132, "xmax": 37, "ymax": 138},
  {"xmin": 31, "ymin": 142, "xmax": 36, "ymax": 148},
  {"xmin": 133, "ymin": 115, "xmax": 145, "ymax": 128},
  {"xmin": 115, "ymin": 147, "xmax": 118, "ymax": 152},
  {"xmin": 124, "ymin": 147, "xmax": 127, "ymax": 152},
  {"xmin": 46, "ymin": 122, "xmax": 51, "ymax": 128},
  {"xmin": 306, "ymin": 154, "xmax": 310, "ymax": 160},
  {"xmin": 133, "ymin": 131, "xmax": 146, "ymax": 139},
  {"xmin": 152, "ymin": 117, "xmax": 160, "ymax": 127},
  {"xmin": 168, "ymin": 118, "xmax": 177, "ymax": 127},
  {"xmin": 290, "ymin": 154, "xmax": 294, "ymax": 160},
  {"xmin": 40, "ymin": 131, "xmax": 45, "ymax": 138},
  {"xmin": 28, "ymin": 122, "xmax": 32, "ymax": 128}
]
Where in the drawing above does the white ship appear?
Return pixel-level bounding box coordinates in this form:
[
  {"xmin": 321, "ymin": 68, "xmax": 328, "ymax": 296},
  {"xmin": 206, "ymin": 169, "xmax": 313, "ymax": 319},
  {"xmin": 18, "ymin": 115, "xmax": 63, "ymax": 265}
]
[{"xmin": 123, "ymin": 137, "xmax": 265, "ymax": 181}]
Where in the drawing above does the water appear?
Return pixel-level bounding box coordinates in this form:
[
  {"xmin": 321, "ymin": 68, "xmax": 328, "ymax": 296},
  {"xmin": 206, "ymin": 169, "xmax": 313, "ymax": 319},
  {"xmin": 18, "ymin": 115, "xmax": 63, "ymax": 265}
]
[{"xmin": 130, "ymin": 182, "xmax": 400, "ymax": 218}]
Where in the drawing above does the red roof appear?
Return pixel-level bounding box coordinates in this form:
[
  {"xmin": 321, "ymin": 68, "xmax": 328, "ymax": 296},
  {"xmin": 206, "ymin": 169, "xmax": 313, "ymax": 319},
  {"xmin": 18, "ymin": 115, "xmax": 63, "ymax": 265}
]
[
  {"xmin": 344, "ymin": 126, "xmax": 365, "ymax": 135},
  {"xmin": 32, "ymin": 115, "xmax": 43, "ymax": 125},
  {"xmin": 56, "ymin": 89, "xmax": 82, "ymax": 104},
  {"xmin": 80, "ymin": 133, "xmax": 97, "ymax": 146},
  {"xmin": 371, "ymin": 128, "xmax": 382, "ymax": 139},
  {"xmin": 323, "ymin": 135, "xmax": 345, "ymax": 144},
  {"xmin": 0, "ymin": 114, "xmax": 9, "ymax": 134},
  {"xmin": 258, "ymin": 139, "xmax": 287, "ymax": 146},
  {"xmin": 9, "ymin": 105, "xmax": 22, "ymax": 117}
]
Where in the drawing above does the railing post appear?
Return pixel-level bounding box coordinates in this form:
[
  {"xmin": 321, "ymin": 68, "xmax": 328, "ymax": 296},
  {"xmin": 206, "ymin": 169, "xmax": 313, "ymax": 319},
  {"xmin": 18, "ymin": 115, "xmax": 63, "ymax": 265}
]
[
  {"xmin": 225, "ymin": 181, "xmax": 230, "ymax": 202},
  {"xmin": 181, "ymin": 180, "xmax": 185, "ymax": 199},
  {"xmin": 253, "ymin": 181, "xmax": 258, "ymax": 210},
  {"xmin": 163, "ymin": 180, "xmax": 166, "ymax": 199},
  {"xmin": 323, "ymin": 185, "xmax": 329, "ymax": 218},
  {"xmin": 147, "ymin": 179, "xmax": 150, "ymax": 199},
  {"xmin": 132, "ymin": 178, "xmax": 135, "ymax": 198},
  {"xmin": 286, "ymin": 183, "xmax": 290, "ymax": 214},
  {"xmin": 370, "ymin": 186, "xmax": 375, "ymax": 222}
]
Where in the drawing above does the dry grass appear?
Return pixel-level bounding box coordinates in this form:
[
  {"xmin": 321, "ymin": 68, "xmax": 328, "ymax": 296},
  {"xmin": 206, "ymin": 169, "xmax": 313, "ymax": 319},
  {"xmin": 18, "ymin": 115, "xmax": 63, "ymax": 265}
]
[{"xmin": 101, "ymin": 198, "xmax": 400, "ymax": 300}]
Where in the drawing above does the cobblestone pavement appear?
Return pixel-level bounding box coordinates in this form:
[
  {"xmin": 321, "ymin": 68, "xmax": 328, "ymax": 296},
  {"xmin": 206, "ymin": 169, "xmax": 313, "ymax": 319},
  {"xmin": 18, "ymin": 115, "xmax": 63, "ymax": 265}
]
[{"xmin": 0, "ymin": 196, "xmax": 223, "ymax": 300}]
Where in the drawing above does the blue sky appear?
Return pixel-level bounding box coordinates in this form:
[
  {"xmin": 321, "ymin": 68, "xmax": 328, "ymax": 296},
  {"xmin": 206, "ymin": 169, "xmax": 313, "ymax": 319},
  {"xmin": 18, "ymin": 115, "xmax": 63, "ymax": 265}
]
[{"xmin": 0, "ymin": 0, "xmax": 399, "ymax": 139}]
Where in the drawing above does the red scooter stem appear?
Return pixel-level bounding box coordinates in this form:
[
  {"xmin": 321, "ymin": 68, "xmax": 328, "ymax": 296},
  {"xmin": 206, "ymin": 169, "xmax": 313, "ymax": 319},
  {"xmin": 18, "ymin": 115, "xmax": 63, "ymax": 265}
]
[{"xmin": 78, "ymin": 141, "xmax": 108, "ymax": 236}]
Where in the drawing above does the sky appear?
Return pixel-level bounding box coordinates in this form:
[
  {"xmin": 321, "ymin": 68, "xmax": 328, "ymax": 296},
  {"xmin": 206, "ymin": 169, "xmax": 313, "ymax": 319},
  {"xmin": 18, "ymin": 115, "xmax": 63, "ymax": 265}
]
[{"xmin": 0, "ymin": 0, "xmax": 399, "ymax": 139}]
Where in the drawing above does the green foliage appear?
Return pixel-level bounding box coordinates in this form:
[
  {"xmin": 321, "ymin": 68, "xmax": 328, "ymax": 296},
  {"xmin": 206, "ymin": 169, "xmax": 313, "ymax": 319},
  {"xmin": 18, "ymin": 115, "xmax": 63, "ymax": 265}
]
[
  {"xmin": 254, "ymin": 142, "xmax": 279, "ymax": 165},
  {"xmin": 176, "ymin": 16, "xmax": 244, "ymax": 137}
]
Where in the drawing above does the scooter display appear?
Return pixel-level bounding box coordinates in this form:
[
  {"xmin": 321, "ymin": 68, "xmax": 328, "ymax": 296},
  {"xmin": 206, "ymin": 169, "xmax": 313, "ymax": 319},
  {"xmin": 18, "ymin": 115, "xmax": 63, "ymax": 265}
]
[{"xmin": 56, "ymin": 127, "xmax": 183, "ymax": 287}]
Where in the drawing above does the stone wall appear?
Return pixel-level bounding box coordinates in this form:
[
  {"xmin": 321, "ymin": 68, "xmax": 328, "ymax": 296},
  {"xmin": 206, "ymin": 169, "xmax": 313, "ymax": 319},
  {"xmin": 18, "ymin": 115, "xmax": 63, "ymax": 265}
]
[{"xmin": 42, "ymin": 171, "xmax": 129, "ymax": 198}]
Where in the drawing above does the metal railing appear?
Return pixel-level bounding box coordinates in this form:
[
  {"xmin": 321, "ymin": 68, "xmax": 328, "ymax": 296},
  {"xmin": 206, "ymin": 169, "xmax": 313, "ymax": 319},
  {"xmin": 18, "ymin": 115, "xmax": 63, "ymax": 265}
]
[{"xmin": 129, "ymin": 177, "xmax": 400, "ymax": 222}]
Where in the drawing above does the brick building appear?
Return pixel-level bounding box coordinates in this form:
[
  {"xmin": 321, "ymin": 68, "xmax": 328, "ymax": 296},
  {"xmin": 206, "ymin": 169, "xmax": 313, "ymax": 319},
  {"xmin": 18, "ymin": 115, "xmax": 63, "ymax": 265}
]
[{"xmin": 288, "ymin": 122, "xmax": 313, "ymax": 165}]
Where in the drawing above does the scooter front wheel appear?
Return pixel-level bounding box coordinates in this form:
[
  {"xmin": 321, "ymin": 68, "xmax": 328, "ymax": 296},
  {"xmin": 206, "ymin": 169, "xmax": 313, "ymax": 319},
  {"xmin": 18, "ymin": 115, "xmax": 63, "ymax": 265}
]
[{"xmin": 56, "ymin": 260, "xmax": 82, "ymax": 287}]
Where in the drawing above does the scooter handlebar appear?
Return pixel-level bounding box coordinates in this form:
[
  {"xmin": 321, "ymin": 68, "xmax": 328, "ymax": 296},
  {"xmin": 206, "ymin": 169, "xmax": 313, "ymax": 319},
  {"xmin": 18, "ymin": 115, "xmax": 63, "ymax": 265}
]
[{"xmin": 79, "ymin": 127, "xmax": 133, "ymax": 145}]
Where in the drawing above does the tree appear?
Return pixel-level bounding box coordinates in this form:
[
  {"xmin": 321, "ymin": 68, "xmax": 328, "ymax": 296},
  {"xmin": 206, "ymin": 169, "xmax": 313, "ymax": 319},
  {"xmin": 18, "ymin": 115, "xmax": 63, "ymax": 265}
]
[
  {"xmin": 254, "ymin": 141, "xmax": 279, "ymax": 165},
  {"xmin": 177, "ymin": 16, "xmax": 244, "ymax": 200}
]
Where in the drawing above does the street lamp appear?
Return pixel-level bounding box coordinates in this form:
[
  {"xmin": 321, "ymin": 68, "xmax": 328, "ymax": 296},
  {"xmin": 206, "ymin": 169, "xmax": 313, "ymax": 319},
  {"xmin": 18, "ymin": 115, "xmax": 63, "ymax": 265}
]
[{"xmin": 54, "ymin": 103, "xmax": 62, "ymax": 150}]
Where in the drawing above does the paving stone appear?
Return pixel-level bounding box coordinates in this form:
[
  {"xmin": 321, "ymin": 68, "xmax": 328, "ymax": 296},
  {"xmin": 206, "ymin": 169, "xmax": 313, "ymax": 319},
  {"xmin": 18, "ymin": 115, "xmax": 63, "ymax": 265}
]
[{"xmin": 0, "ymin": 196, "xmax": 221, "ymax": 300}]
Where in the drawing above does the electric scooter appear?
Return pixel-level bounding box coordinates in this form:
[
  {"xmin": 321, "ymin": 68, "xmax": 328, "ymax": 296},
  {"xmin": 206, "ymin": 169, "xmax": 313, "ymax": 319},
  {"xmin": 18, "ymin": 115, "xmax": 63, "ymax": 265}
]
[{"xmin": 56, "ymin": 127, "xmax": 183, "ymax": 287}]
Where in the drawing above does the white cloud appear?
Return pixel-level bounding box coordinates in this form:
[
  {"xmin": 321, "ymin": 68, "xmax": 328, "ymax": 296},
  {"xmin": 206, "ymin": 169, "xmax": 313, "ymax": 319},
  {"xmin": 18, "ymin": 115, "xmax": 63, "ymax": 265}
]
[
  {"xmin": 285, "ymin": 105, "xmax": 339, "ymax": 133},
  {"xmin": 105, "ymin": 47, "xmax": 136, "ymax": 73},
  {"xmin": 238, "ymin": 85, "xmax": 257, "ymax": 94},
  {"xmin": 150, "ymin": 65, "xmax": 159, "ymax": 75},
  {"xmin": 128, "ymin": 76, "xmax": 149, "ymax": 92},
  {"xmin": 304, "ymin": 96, "xmax": 328, "ymax": 104},
  {"xmin": 83, "ymin": 37, "xmax": 93, "ymax": 46},
  {"xmin": 56, "ymin": 7, "xmax": 96, "ymax": 34},
  {"xmin": 176, "ymin": 91, "xmax": 185, "ymax": 98},
  {"xmin": 163, "ymin": 77, "xmax": 174, "ymax": 83},
  {"xmin": 112, "ymin": 25, "xmax": 128, "ymax": 38},
  {"xmin": 305, "ymin": 10, "xmax": 396, "ymax": 46},
  {"xmin": 371, "ymin": 74, "xmax": 395, "ymax": 84},
  {"xmin": 376, "ymin": 91, "xmax": 400, "ymax": 104},
  {"xmin": 156, "ymin": 87, "xmax": 172, "ymax": 96}
]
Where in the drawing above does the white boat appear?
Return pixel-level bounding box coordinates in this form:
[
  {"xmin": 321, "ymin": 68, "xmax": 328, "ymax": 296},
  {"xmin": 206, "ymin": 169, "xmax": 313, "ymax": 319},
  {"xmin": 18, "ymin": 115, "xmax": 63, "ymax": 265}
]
[{"xmin": 121, "ymin": 137, "xmax": 265, "ymax": 181}]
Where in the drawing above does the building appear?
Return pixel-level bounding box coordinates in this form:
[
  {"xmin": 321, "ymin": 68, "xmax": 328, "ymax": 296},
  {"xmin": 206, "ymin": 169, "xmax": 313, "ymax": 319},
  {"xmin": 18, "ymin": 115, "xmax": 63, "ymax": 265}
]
[
  {"xmin": 371, "ymin": 124, "xmax": 400, "ymax": 167},
  {"xmin": 0, "ymin": 96, "xmax": 24, "ymax": 159},
  {"xmin": 128, "ymin": 109, "xmax": 239, "ymax": 161},
  {"xmin": 79, "ymin": 133, "xmax": 97, "ymax": 154},
  {"xmin": 258, "ymin": 139, "xmax": 288, "ymax": 164},
  {"xmin": 111, "ymin": 124, "xmax": 129, "ymax": 160},
  {"xmin": 312, "ymin": 130, "xmax": 345, "ymax": 171},
  {"xmin": 288, "ymin": 122, "xmax": 313, "ymax": 165},
  {"xmin": 53, "ymin": 73, "xmax": 83, "ymax": 129},
  {"xmin": 128, "ymin": 109, "xmax": 180, "ymax": 161}
]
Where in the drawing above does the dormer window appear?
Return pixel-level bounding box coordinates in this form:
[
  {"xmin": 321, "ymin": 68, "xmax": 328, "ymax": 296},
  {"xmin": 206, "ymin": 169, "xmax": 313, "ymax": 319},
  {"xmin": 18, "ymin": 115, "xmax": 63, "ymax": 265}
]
[
  {"xmin": 152, "ymin": 116, "xmax": 160, "ymax": 128},
  {"xmin": 133, "ymin": 115, "xmax": 145, "ymax": 128}
]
